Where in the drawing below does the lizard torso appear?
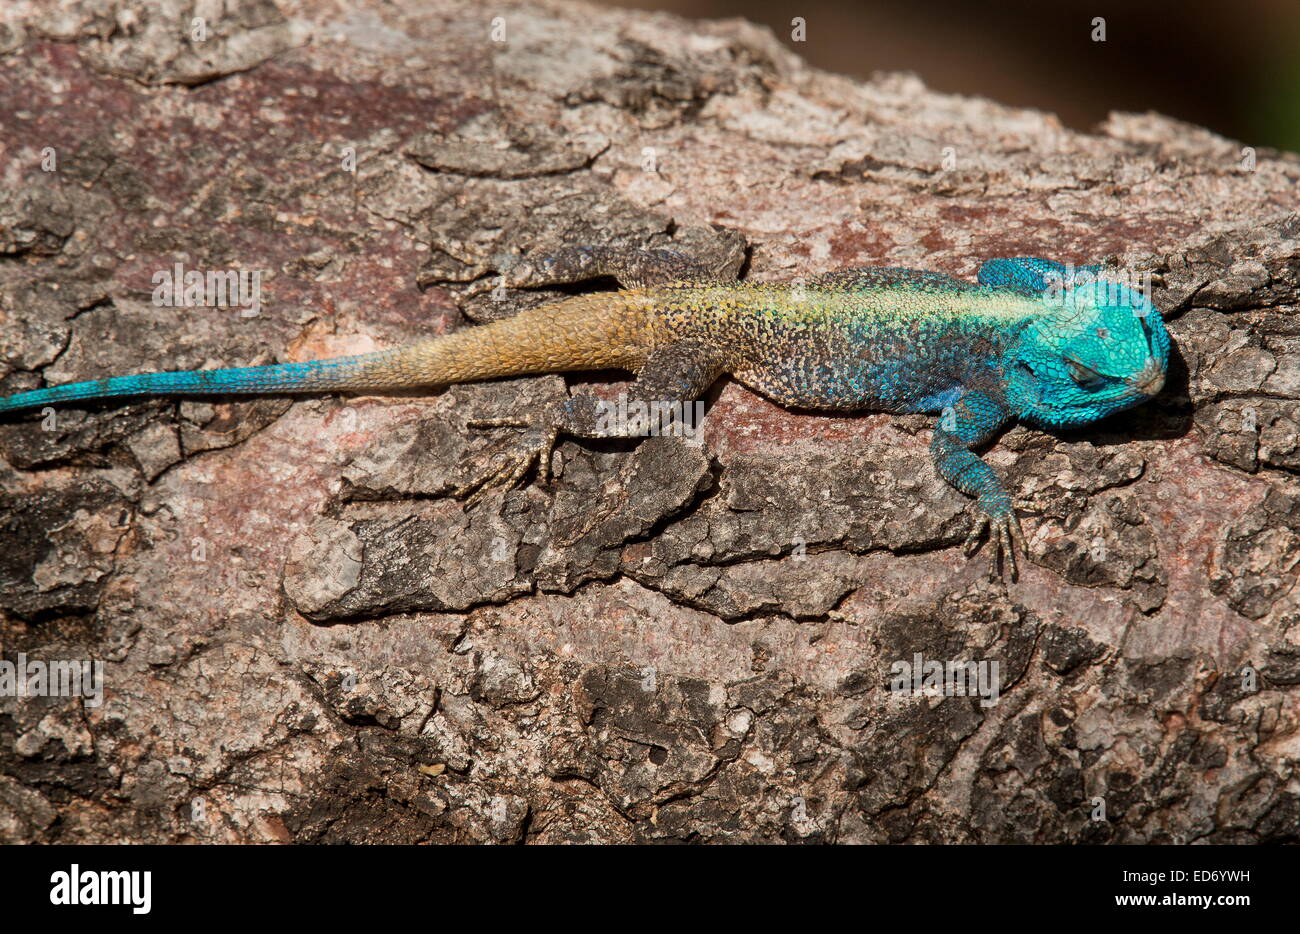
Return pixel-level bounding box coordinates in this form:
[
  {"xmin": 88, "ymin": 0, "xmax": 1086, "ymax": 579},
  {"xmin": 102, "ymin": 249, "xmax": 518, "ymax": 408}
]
[{"xmin": 641, "ymin": 279, "xmax": 1035, "ymax": 413}]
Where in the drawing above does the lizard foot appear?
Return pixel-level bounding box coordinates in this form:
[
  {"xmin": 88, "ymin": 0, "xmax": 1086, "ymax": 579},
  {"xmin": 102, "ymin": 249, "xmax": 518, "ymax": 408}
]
[
  {"xmin": 963, "ymin": 509, "xmax": 1026, "ymax": 582},
  {"xmin": 457, "ymin": 418, "xmax": 559, "ymax": 508}
]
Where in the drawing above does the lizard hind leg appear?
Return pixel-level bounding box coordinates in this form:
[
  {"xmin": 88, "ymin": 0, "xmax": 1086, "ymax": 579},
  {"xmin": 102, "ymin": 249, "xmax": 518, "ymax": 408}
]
[{"xmin": 457, "ymin": 340, "xmax": 728, "ymax": 508}]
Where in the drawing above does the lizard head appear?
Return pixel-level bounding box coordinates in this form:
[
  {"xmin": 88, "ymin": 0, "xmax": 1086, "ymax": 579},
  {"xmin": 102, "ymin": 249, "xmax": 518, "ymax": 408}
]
[{"xmin": 1004, "ymin": 278, "xmax": 1170, "ymax": 428}]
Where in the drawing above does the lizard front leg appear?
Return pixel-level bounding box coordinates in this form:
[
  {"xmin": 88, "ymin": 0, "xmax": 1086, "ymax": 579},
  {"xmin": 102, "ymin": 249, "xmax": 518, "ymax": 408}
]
[
  {"xmin": 459, "ymin": 340, "xmax": 727, "ymax": 506},
  {"xmin": 930, "ymin": 393, "xmax": 1025, "ymax": 580}
]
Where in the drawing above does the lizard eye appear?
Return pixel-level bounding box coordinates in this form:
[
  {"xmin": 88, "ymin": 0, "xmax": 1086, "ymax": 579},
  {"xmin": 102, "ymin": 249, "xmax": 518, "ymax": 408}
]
[{"xmin": 1066, "ymin": 358, "xmax": 1105, "ymax": 390}]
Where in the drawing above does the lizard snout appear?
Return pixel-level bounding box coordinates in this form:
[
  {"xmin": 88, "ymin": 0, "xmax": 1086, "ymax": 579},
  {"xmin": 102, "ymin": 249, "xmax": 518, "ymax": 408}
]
[{"xmin": 1130, "ymin": 357, "xmax": 1165, "ymax": 398}]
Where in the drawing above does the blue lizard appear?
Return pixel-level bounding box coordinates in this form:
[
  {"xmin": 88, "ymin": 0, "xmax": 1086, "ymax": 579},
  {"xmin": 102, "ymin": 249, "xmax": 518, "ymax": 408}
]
[{"xmin": 0, "ymin": 252, "xmax": 1170, "ymax": 579}]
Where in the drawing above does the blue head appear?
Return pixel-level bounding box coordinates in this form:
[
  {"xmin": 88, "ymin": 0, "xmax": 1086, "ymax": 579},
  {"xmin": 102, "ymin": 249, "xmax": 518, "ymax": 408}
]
[{"xmin": 1003, "ymin": 278, "xmax": 1170, "ymax": 428}]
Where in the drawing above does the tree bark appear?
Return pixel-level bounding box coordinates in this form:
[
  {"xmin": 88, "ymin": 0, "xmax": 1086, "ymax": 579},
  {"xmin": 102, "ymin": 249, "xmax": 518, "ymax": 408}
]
[{"xmin": 1, "ymin": 0, "xmax": 1298, "ymax": 843}]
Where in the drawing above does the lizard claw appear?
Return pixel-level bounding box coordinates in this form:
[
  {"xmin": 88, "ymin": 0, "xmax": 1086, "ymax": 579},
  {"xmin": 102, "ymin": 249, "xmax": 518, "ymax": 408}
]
[
  {"xmin": 457, "ymin": 420, "xmax": 559, "ymax": 508},
  {"xmin": 964, "ymin": 508, "xmax": 1026, "ymax": 582}
]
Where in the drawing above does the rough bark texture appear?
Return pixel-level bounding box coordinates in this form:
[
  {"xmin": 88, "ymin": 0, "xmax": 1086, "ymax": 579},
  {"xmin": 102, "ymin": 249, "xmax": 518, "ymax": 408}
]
[{"xmin": 1, "ymin": 0, "xmax": 1298, "ymax": 844}]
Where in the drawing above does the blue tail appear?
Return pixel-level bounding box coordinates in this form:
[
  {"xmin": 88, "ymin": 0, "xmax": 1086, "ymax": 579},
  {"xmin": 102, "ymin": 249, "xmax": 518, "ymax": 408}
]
[{"xmin": 0, "ymin": 353, "xmax": 396, "ymax": 415}]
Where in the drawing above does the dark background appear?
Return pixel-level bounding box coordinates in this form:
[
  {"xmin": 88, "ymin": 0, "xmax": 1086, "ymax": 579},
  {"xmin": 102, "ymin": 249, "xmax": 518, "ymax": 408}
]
[{"xmin": 604, "ymin": 0, "xmax": 1300, "ymax": 151}]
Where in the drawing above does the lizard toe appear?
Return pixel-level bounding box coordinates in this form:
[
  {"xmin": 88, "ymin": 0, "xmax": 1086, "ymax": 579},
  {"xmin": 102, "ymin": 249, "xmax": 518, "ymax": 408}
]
[
  {"xmin": 457, "ymin": 425, "xmax": 558, "ymax": 508},
  {"xmin": 981, "ymin": 516, "xmax": 1023, "ymax": 582},
  {"xmin": 997, "ymin": 521, "xmax": 1019, "ymax": 582},
  {"xmin": 458, "ymin": 459, "xmax": 515, "ymax": 507},
  {"xmin": 963, "ymin": 515, "xmax": 989, "ymax": 557},
  {"xmin": 965, "ymin": 502, "xmax": 1024, "ymax": 582}
]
